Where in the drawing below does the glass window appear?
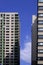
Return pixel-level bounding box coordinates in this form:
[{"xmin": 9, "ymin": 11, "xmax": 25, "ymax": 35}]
[
  {"xmin": 38, "ymin": 6, "xmax": 43, "ymax": 10},
  {"xmin": 38, "ymin": 57, "xmax": 43, "ymax": 60},
  {"xmin": 11, "ymin": 20, "xmax": 14, "ymax": 22},
  {"xmin": 6, "ymin": 34, "xmax": 9, "ymax": 35},
  {"xmin": 11, "ymin": 31, "xmax": 14, "ymax": 33},
  {"xmin": 39, "ymin": 0, "xmax": 43, "ymax": 2},
  {"xmin": 11, "ymin": 23, "xmax": 14, "ymax": 24},
  {"xmin": 15, "ymin": 14, "xmax": 18, "ymax": 16},
  {"xmin": 11, "ymin": 28, "xmax": 13, "ymax": 30},
  {"xmin": 38, "ymin": 42, "xmax": 43, "ymax": 45},
  {"xmin": 11, "ymin": 17, "xmax": 14, "ymax": 19},
  {"xmin": 15, "ymin": 17, "xmax": 18, "ymax": 19},
  {"xmin": 6, "ymin": 45, "xmax": 9, "ymax": 46},
  {"xmin": 11, "ymin": 48, "xmax": 13, "ymax": 49},
  {"xmin": 6, "ymin": 17, "xmax": 9, "ymax": 19},
  {"xmin": 6, "ymin": 28, "xmax": 9, "ymax": 30},
  {"xmin": 11, "ymin": 39, "xmax": 13, "ymax": 41},
  {"xmin": 11, "ymin": 45, "xmax": 13, "ymax": 46},
  {"xmin": 6, "ymin": 53, "xmax": 9, "ymax": 55},
  {"xmin": 6, "ymin": 37, "xmax": 9, "ymax": 38},
  {"xmin": 11, "ymin": 53, "xmax": 13, "ymax": 55},
  {"xmin": 6, "ymin": 39, "xmax": 9, "ymax": 41},
  {"xmin": 15, "ymin": 28, "xmax": 18, "ymax": 30},
  {"xmin": 1, "ymin": 14, "xmax": 2, "ymax": 17},
  {"xmin": 6, "ymin": 23, "xmax": 9, "ymax": 24},
  {"xmin": 38, "ymin": 21, "xmax": 43, "ymax": 24},
  {"xmin": 6, "ymin": 15, "xmax": 10, "ymax": 16},
  {"xmin": 6, "ymin": 50, "xmax": 9, "ymax": 52},
  {"xmin": 11, "ymin": 42, "xmax": 13, "ymax": 44},
  {"xmin": 6, "ymin": 42, "xmax": 9, "ymax": 44},
  {"xmin": 38, "ymin": 28, "xmax": 43, "ymax": 31},
  {"xmin": 38, "ymin": 14, "xmax": 43, "ymax": 16},
  {"xmin": 38, "ymin": 35, "xmax": 43, "ymax": 38},
  {"xmin": 6, "ymin": 48, "xmax": 9, "ymax": 49},
  {"xmin": 6, "ymin": 20, "xmax": 9, "ymax": 22},
  {"xmin": 6, "ymin": 31, "xmax": 9, "ymax": 33},
  {"xmin": 38, "ymin": 50, "xmax": 43, "ymax": 52},
  {"xmin": 6, "ymin": 26, "xmax": 9, "ymax": 27}
]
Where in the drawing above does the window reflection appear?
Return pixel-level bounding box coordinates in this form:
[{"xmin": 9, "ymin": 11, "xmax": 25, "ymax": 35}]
[
  {"xmin": 38, "ymin": 43, "xmax": 43, "ymax": 45},
  {"xmin": 39, "ymin": 0, "xmax": 43, "ymax": 2}
]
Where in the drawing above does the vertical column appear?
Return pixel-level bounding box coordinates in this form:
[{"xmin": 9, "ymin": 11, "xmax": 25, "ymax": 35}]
[{"xmin": 2, "ymin": 15, "xmax": 4, "ymax": 65}]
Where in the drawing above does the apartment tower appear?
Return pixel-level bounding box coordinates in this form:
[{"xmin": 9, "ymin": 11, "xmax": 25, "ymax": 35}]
[
  {"xmin": 32, "ymin": 0, "xmax": 43, "ymax": 65},
  {"xmin": 0, "ymin": 12, "xmax": 20, "ymax": 65}
]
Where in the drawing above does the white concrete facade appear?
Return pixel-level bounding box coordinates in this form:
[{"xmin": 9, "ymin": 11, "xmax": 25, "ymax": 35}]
[{"xmin": 0, "ymin": 12, "xmax": 20, "ymax": 65}]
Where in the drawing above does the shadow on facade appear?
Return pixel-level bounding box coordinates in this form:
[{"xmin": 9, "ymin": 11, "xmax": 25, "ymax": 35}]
[
  {"xmin": 3, "ymin": 41, "xmax": 20, "ymax": 65},
  {"xmin": 31, "ymin": 18, "xmax": 37, "ymax": 65}
]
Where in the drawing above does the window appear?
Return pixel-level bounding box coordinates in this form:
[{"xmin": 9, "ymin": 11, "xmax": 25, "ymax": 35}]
[
  {"xmin": 6, "ymin": 20, "xmax": 9, "ymax": 22},
  {"xmin": 6, "ymin": 42, "xmax": 9, "ymax": 44},
  {"xmin": 15, "ymin": 14, "xmax": 18, "ymax": 16},
  {"xmin": 3, "ymin": 23, "xmax": 5, "ymax": 25},
  {"xmin": 11, "ymin": 20, "xmax": 14, "ymax": 22},
  {"xmin": 11, "ymin": 31, "xmax": 14, "ymax": 33},
  {"xmin": 6, "ymin": 26, "xmax": 9, "ymax": 27},
  {"xmin": 6, "ymin": 45, "xmax": 9, "ymax": 46},
  {"xmin": 11, "ymin": 26, "xmax": 14, "ymax": 27},
  {"xmin": 11, "ymin": 23, "xmax": 14, "ymax": 24},
  {"xmin": 15, "ymin": 25, "xmax": 18, "ymax": 27},
  {"xmin": 11, "ymin": 34, "xmax": 13, "ymax": 35},
  {"xmin": 11, "ymin": 48, "xmax": 13, "ymax": 49},
  {"xmin": 38, "ymin": 50, "xmax": 43, "ymax": 52},
  {"xmin": 38, "ymin": 21, "xmax": 43, "ymax": 24},
  {"xmin": 38, "ymin": 6, "xmax": 43, "ymax": 10},
  {"xmin": 6, "ymin": 23, "xmax": 9, "ymax": 24},
  {"xmin": 6, "ymin": 53, "xmax": 9, "ymax": 55},
  {"xmin": 38, "ymin": 42, "xmax": 43, "ymax": 45},
  {"xmin": 15, "ymin": 28, "xmax": 18, "ymax": 30},
  {"xmin": 6, "ymin": 37, "xmax": 9, "ymax": 38},
  {"xmin": 6, "ymin": 61, "xmax": 9, "ymax": 63},
  {"xmin": 6, "ymin": 17, "xmax": 9, "ymax": 19},
  {"xmin": 15, "ymin": 17, "xmax": 18, "ymax": 19},
  {"xmin": 15, "ymin": 20, "xmax": 19, "ymax": 22},
  {"xmin": 11, "ymin": 36, "xmax": 14, "ymax": 38},
  {"xmin": 39, "ymin": 0, "xmax": 43, "ymax": 2},
  {"xmin": 11, "ymin": 28, "xmax": 13, "ymax": 30},
  {"xmin": 6, "ymin": 14, "xmax": 10, "ymax": 16},
  {"xmin": 38, "ymin": 35, "xmax": 43, "ymax": 38},
  {"xmin": 38, "ymin": 28, "xmax": 43, "ymax": 31},
  {"xmin": 6, "ymin": 48, "xmax": 9, "ymax": 49},
  {"xmin": 11, "ymin": 39, "xmax": 13, "ymax": 41},
  {"xmin": 1, "ymin": 14, "xmax": 2, "ymax": 17},
  {"xmin": 6, "ymin": 31, "xmax": 9, "ymax": 33},
  {"xmin": 6, "ymin": 39, "xmax": 9, "ymax": 41},
  {"xmin": 38, "ymin": 14, "xmax": 43, "ymax": 16},
  {"xmin": 11, "ymin": 45, "xmax": 13, "ymax": 46},
  {"xmin": 11, "ymin": 56, "xmax": 13, "ymax": 57},
  {"xmin": 11, "ymin": 53, "xmax": 13, "ymax": 55},
  {"xmin": 6, "ymin": 50, "xmax": 9, "ymax": 52},
  {"xmin": 6, "ymin": 28, "xmax": 9, "ymax": 30},
  {"xmin": 11, "ymin": 17, "xmax": 14, "ymax": 19},
  {"xmin": 38, "ymin": 57, "xmax": 43, "ymax": 60},
  {"xmin": 6, "ymin": 34, "xmax": 9, "ymax": 35}
]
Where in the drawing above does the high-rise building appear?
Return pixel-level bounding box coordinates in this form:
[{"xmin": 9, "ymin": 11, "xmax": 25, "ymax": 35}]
[
  {"xmin": 0, "ymin": 12, "xmax": 20, "ymax": 65},
  {"xmin": 32, "ymin": 15, "xmax": 37, "ymax": 65},
  {"xmin": 32, "ymin": 0, "xmax": 43, "ymax": 65}
]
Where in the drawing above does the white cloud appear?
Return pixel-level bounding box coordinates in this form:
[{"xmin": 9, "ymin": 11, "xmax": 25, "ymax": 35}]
[{"xmin": 20, "ymin": 42, "xmax": 31, "ymax": 63}]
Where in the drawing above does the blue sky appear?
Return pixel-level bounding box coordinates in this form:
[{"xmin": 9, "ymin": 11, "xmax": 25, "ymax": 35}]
[{"xmin": 0, "ymin": 0, "xmax": 37, "ymax": 65}]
